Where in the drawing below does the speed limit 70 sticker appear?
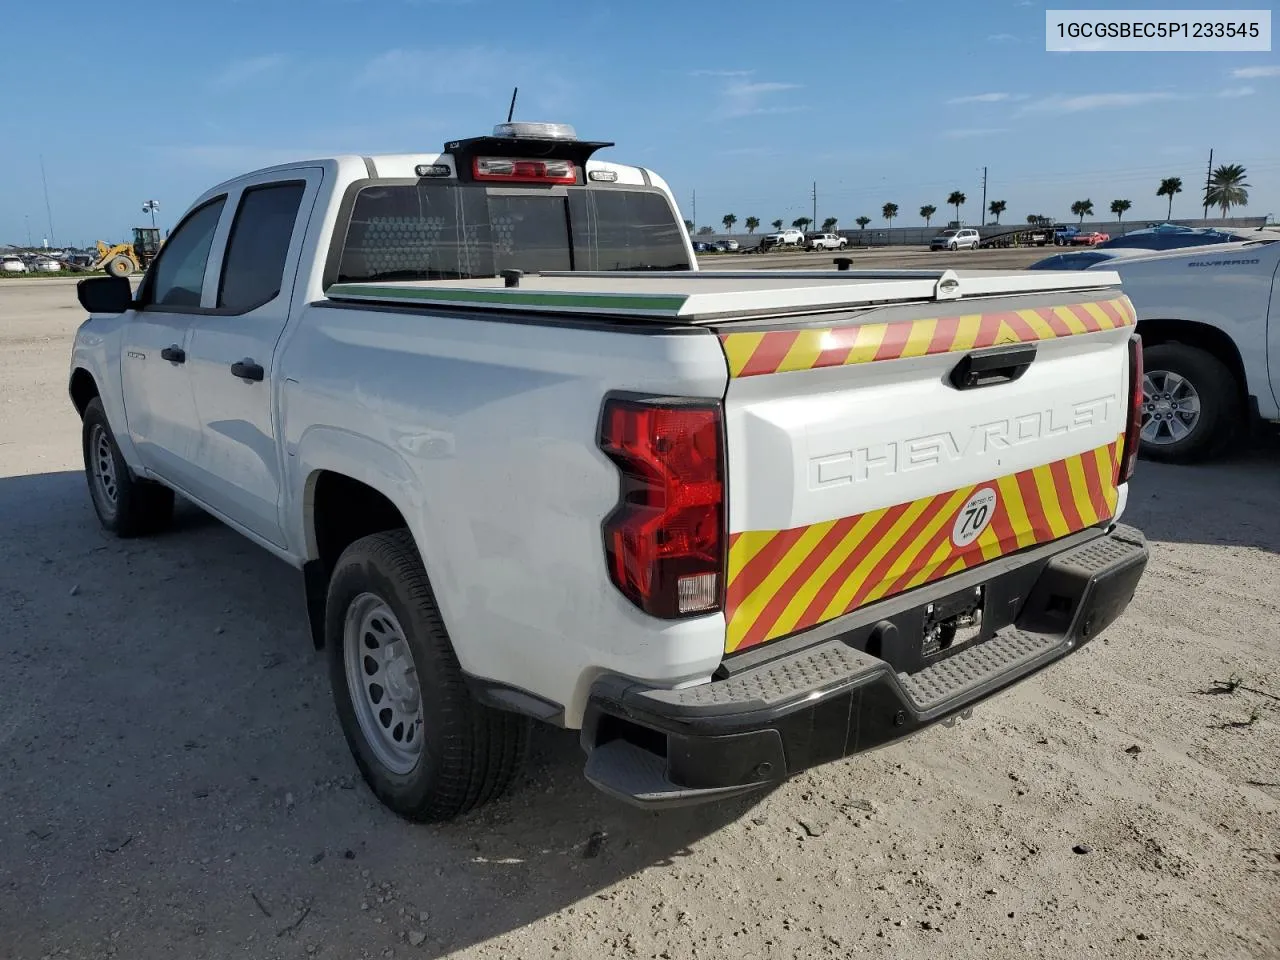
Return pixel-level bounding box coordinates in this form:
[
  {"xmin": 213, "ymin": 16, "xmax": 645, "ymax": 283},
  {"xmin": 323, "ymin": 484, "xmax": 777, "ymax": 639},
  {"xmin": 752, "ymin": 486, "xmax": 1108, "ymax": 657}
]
[{"xmin": 951, "ymin": 487, "xmax": 998, "ymax": 548}]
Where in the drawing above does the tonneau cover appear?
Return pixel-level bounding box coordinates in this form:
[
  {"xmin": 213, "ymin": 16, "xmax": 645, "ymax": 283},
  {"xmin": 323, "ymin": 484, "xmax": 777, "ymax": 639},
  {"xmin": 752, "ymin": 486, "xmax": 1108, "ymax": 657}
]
[{"xmin": 324, "ymin": 268, "xmax": 1122, "ymax": 323}]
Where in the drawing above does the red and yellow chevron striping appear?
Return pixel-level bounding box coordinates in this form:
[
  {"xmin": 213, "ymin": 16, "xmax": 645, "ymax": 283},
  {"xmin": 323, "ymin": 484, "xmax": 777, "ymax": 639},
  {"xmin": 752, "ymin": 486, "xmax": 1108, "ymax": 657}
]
[
  {"xmin": 719, "ymin": 295, "xmax": 1136, "ymax": 379},
  {"xmin": 724, "ymin": 436, "xmax": 1124, "ymax": 653}
]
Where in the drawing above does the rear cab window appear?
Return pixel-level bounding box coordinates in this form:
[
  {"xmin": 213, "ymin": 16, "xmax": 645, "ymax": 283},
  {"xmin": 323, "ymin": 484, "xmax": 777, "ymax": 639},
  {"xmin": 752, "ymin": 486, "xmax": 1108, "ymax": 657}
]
[
  {"xmin": 330, "ymin": 182, "xmax": 690, "ymax": 285},
  {"xmin": 218, "ymin": 181, "xmax": 307, "ymax": 312}
]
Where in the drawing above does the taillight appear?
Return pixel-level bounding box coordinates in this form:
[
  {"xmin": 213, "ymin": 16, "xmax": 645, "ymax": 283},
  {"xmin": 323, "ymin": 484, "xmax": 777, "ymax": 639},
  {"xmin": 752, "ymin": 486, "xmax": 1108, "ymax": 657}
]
[
  {"xmin": 598, "ymin": 398, "xmax": 725, "ymax": 618},
  {"xmin": 1118, "ymin": 334, "xmax": 1144, "ymax": 484},
  {"xmin": 473, "ymin": 157, "xmax": 576, "ymax": 184}
]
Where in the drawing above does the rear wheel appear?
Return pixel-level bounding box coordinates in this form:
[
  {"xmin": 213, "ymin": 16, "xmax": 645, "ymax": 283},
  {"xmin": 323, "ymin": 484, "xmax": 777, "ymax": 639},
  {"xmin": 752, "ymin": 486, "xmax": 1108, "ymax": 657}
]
[
  {"xmin": 326, "ymin": 530, "xmax": 530, "ymax": 822},
  {"xmin": 81, "ymin": 398, "xmax": 174, "ymax": 536},
  {"xmin": 1139, "ymin": 343, "xmax": 1240, "ymax": 463}
]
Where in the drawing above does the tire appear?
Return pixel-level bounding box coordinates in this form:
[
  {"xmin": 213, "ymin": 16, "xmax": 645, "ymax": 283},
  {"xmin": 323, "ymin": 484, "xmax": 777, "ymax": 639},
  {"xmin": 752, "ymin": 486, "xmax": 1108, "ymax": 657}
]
[
  {"xmin": 1139, "ymin": 342, "xmax": 1241, "ymax": 464},
  {"xmin": 105, "ymin": 255, "xmax": 133, "ymax": 278},
  {"xmin": 326, "ymin": 529, "xmax": 530, "ymax": 822},
  {"xmin": 948, "ymin": 242, "xmax": 957, "ymax": 251},
  {"xmin": 81, "ymin": 397, "xmax": 174, "ymax": 536}
]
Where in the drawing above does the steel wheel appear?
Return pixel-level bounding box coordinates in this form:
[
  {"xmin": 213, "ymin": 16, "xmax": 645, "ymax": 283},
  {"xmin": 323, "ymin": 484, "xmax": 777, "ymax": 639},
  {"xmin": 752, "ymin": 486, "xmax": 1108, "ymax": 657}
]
[
  {"xmin": 343, "ymin": 592, "xmax": 423, "ymax": 775},
  {"xmin": 1141, "ymin": 369, "xmax": 1202, "ymax": 445},
  {"xmin": 89, "ymin": 422, "xmax": 119, "ymax": 511}
]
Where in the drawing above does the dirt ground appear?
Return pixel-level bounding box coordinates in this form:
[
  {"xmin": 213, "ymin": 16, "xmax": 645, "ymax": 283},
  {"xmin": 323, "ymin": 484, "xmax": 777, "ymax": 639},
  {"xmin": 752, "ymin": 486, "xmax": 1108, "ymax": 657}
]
[{"xmin": 1, "ymin": 279, "xmax": 1277, "ymax": 960}]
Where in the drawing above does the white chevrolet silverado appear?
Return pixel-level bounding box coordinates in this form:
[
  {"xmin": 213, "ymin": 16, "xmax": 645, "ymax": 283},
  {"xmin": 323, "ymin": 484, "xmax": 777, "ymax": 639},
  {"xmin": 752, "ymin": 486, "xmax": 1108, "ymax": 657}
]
[
  {"xmin": 1075, "ymin": 237, "xmax": 1280, "ymax": 463},
  {"xmin": 69, "ymin": 122, "xmax": 1150, "ymax": 821}
]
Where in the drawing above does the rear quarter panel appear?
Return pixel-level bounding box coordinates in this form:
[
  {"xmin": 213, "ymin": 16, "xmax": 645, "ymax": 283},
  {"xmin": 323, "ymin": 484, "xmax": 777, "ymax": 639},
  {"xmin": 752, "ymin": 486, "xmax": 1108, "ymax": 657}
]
[{"xmin": 279, "ymin": 305, "xmax": 730, "ymax": 726}]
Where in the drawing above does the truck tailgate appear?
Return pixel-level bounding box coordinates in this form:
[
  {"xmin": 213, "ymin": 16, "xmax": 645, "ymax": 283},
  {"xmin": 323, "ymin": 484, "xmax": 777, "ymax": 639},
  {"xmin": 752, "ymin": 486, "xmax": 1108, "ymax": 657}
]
[{"xmin": 719, "ymin": 291, "xmax": 1136, "ymax": 653}]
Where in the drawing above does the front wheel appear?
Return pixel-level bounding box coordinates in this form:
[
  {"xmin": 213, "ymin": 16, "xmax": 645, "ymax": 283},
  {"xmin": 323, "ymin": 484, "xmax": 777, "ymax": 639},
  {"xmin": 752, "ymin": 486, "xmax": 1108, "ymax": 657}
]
[
  {"xmin": 81, "ymin": 398, "xmax": 174, "ymax": 536},
  {"xmin": 326, "ymin": 530, "xmax": 530, "ymax": 822},
  {"xmin": 948, "ymin": 242, "xmax": 957, "ymax": 251},
  {"xmin": 1139, "ymin": 343, "xmax": 1240, "ymax": 463}
]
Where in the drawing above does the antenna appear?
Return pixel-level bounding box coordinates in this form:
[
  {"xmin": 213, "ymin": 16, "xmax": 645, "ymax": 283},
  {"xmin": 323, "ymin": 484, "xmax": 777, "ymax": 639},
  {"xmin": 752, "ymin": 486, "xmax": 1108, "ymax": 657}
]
[
  {"xmin": 39, "ymin": 154, "xmax": 55, "ymax": 246},
  {"xmin": 506, "ymin": 87, "xmax": 519, "ymax": 123}
]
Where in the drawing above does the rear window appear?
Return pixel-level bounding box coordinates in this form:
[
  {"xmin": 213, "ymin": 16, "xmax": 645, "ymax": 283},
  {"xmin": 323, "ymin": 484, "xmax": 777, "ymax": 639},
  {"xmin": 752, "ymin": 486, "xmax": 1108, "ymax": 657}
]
[{"xmin": 333, "ymin": 183, "xmax": 689, "ymax": 284}]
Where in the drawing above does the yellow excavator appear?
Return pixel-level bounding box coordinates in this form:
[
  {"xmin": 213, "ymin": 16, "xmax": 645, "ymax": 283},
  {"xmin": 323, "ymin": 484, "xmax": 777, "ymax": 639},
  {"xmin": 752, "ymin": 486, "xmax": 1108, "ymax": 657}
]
[{"xmin": 89, "ymin": 227, "xmax": 163, "ymax": 277}]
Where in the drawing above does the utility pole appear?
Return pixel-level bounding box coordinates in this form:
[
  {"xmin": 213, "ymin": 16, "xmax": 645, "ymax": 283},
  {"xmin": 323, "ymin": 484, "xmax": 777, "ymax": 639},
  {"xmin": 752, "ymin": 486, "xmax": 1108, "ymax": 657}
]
[
  {"xmin": 1202, "ymin": 148, "xmax": 1213, "ymax": 220},
  {"xmin": 812, "ymin": 181, "xmax": 817, "ymax": 229},
  {"xmin": 690, "ymin": 190, "xmax": 696, "ymax": 229},
  {"xmin": 39, "ymin": 154, "xmax": 55, "ymax": 246},
  {"xmin": 980, "ymin": 166, "xmax": 988, "ymax": 225},
  {"xmin": 24, "ymin": 215, "xmax": 32, "ymax": 248}
]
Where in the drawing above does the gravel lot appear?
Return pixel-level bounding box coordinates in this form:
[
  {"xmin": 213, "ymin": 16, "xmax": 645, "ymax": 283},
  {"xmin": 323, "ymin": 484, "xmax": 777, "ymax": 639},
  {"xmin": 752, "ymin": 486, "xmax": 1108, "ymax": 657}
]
[{"xmin": 2, "ymin": 279, "xmax": 1277, "ymax": 960}]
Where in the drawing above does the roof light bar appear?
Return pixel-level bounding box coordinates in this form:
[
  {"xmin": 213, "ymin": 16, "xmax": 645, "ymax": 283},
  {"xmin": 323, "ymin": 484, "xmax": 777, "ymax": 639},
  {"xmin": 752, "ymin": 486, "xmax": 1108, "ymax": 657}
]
[{"xmin": 492, "ymin": 121, "xmax": 578, "ymax": 140}]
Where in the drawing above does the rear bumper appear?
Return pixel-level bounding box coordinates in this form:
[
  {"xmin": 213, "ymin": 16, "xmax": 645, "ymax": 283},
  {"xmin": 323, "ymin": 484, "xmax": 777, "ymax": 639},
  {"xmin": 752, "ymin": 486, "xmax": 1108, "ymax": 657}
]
[{"xmin": 582, "ymin": 524, "xmax": 1148, "ymax": 808}]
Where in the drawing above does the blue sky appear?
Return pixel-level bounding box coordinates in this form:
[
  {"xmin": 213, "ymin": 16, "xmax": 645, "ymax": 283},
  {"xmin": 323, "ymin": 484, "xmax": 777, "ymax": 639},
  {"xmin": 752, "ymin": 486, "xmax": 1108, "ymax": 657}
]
[{"xmin": 1, "ymin": 0, "xmax": 1277, "ymax": 246}]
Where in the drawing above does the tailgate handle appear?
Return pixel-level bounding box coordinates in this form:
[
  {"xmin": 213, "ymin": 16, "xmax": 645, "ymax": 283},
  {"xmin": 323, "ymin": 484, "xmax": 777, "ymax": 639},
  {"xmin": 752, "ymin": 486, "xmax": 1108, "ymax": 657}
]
[{"xmin": 948, "ymin": 345, "xmax": 1037, "ymax": 390}]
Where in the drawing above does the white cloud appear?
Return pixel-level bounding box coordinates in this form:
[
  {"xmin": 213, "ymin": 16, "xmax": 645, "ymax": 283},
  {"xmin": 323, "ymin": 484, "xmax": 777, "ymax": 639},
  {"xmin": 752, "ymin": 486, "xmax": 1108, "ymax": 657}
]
[
  {"xmin": 1219, "ymin": 86, "xmax": 1256, "ymax": 98},
  {"xmin": 691, "ymin": 69, "xmax": 752, "ymax": 78},
  {"xmin": 715, "ymin": 79, "xmax": 804, "ymax": 119},
  {"xmin": 208, "ymin": 54, "xmax": 287, "ymax": 91},
  {"xmin": 947, "ymin": 92, "xmax": 1019, "ymax": 104},
  {"xmin": 1018, "ymin": 91, "xmax": 1181, "ymax": 114},
  {"xmin": 358, "ymin": 47, "xmax": 514, "ymax": 96},
  {"xmin": 987, "ymin": 33, "xmax": 1019, "ymax": 43},
  {"xmin": 1230, "ymin": 65, "xmax": 1280, "ymax": 78},
  {"xmin": 942, "ymin": 128, "xmax": 1008, "ymax": 139}
]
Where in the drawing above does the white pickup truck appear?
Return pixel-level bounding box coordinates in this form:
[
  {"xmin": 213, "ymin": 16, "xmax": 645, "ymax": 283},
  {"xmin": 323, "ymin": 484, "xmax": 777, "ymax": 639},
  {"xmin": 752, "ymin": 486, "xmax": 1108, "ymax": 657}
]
[
  {"xmin": 1076, "ymin": 237, "xmax": 1280, "ymax": 462},
  {"xmin": 69, "ymin": 122, "xmax": 1150, "ymax": 821}
]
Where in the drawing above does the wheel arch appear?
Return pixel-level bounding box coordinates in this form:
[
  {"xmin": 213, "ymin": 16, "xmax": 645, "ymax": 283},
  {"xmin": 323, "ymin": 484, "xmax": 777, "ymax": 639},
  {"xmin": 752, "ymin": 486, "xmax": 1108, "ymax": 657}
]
[
  {"xmin": 301, "ymin": 467, "xmax": 415, "ymax": 649},
  {"xmin": 1135, "ymin": 318, "xmax": 1250, "ymax": 412},
  {"xmin": 69, "ymin": 367, "xmax": 100, "ymax": 418}
]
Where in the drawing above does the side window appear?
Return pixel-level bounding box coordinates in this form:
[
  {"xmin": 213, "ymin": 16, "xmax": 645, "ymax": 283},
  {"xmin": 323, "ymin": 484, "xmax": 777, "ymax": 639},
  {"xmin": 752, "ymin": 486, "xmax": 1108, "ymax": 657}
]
[
  {"xmin": 218, "ymin": 182, "xmax": 306, "ymax": 312},
  {"xmin": 145, "ymin": 198, "xmax": 226, "ymax": 308}
]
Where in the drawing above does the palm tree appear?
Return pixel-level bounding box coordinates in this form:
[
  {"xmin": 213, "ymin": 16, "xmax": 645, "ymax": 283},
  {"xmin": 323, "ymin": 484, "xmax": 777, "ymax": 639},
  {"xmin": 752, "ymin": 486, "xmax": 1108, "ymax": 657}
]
[
  {"xmin": 855, "ymin": 216, "xmax": 871, "ymax": 230},
  {"xmin": 1204, "ymin": 164, "xmax": 1250, "ymax": 218},
  {"xmin": 988, "ymin": 200, "xmax": 1007, "ymax": 224},
  {"xmin": 1070, "ymin": 199, "xmax": 1094, "ymax": 224},
  {"xmin": 744, "ymin": 216, "xmax": 760, "ymax": 234},
  {"xmin": 771, "ymin": 219, "xmax": 784, "ymax": 231},
  {"xmin": 683, "ymin": 219, "xmax": 694, "ymax": 233},
  {"xmin": 792, "ymin": 217, "xmax": 813, "ymax": 230},
  {"xmin": 1026, "ymin": 213, "xmax": 1044, "ymax": 225},
  {"xmin": 1155, "ymin": 177, "xmax": 1182, "ymax": 221},
  {"xmin": 882, "ymin": 202, "xmax": 899, "ymax": 227},
  {"xmin": 821, "ymin": 216, "xmax": 838, "ymax": 232},
  {"xmin": 947, "ymin": 190, "xmax": 966, "ymax": 223},
  {"xmin": 1110, "ymin": 199, "xmax": 1132, "ymax": 231},
  {"xmin": 920, "ymin": 204, "xmax": 937, "ymax": 226},
  {"xmin": 722, "ymin": 214, "xmax": 737, "ymax": 233}
]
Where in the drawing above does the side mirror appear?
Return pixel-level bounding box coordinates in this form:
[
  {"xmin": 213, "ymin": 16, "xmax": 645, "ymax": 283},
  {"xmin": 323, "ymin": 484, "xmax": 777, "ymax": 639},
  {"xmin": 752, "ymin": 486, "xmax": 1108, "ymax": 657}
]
[{"xmin": 77, "ymin": 276, "xmax": 134, "ymax": 314}]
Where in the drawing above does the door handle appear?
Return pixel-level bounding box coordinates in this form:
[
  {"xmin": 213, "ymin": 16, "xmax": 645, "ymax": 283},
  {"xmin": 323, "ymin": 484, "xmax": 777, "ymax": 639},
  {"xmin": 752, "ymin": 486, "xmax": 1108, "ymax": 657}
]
[
  {"xmin": 948, "ymin": 345, "xmax": 1037, "ymax": 391},
  {"xmin": 230, "ymin": 359, "xmax": 265, "ymax": 382},
  {"xmin": 160, "ymin": 345, "xmax": 186, "ymax": 364}
]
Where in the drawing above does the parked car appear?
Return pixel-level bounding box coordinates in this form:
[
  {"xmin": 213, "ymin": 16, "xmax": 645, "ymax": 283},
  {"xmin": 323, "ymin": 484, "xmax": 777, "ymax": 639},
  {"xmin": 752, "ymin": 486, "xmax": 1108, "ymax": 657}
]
[
  {"xmin": 805, "ymin": 232, "xmax": 848, "ymax": 251},
  {"xmin": 67, "ymin": 120, "xmax": 1150, "ymax": 822},
  {"xmin": 759, "ymin": 228, "xmax": 805, "ymax": 250},
  {"xmin": 930, "ymin": 228, "xmax": 980, "ymax": 251},
  {"xmin": 1096, "ymin": 223, "xmax": 1249, "ymax": 251},
  {"xmin": 1054, "ymin": 226, "xmax": 1079, "ymax": 246},
  {"xmin": 1, "ymin": 254, "xmax": 28, "ymax": 273},
  {"xmin": 692, "ymin": 240, "xmax": 715, "ymax": 253},
  {"xmin": 1078, "ymin": 238, "xmax": 1280, "ymax": 462},
  {"xmin": 715, "ymin": 239, "xmax": 740, "ymax": 252},
  {"xmin": 31, "ymin": 257, "xmax": 62, "ymax": 272},
  {"xmin": 1071, "ymin": 231, "xmax": 1111, "ymax": 247}
]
